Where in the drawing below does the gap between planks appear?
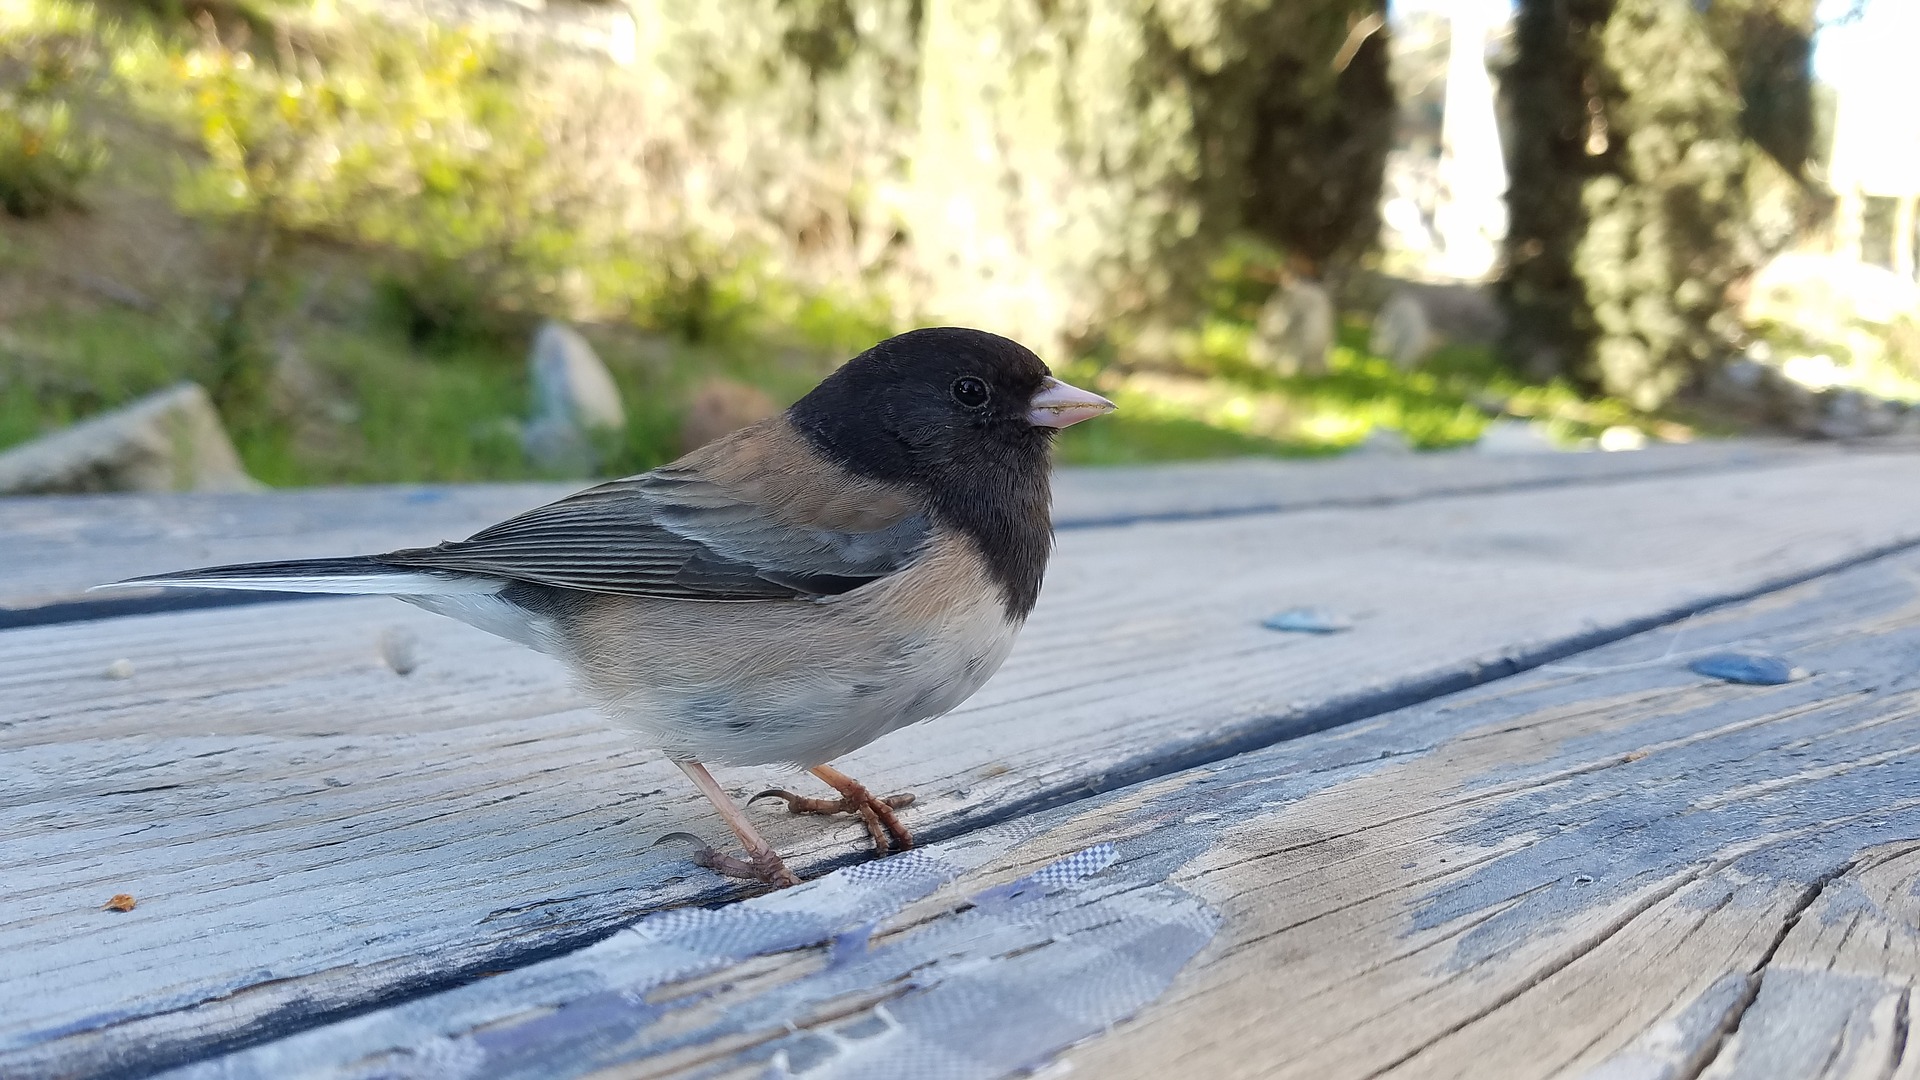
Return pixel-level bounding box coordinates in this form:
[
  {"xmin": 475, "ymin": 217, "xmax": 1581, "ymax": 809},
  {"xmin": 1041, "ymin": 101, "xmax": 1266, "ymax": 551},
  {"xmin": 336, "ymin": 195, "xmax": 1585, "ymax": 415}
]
[{"xmin": 0, "ymin": 440, "xmax": 1824, "ymax": 625}]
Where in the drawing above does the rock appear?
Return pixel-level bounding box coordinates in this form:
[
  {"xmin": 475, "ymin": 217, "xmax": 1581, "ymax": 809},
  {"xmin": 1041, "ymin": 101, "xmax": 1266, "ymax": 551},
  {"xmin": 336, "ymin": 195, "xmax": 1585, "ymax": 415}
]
[
  {"xmin": 1473, "ymin": 418, "xmax": 1564, "ymax": 454},
  {"xmin": 1706, "ymin": 357, "xmax": 1812, "ymax": 430},
  {"xmin": 1363, "ymin": 278, "xmax": 1506, "ymax": 368},
  {"xmin": 1744, "ymin": 253, "xmax": 1920, "ymax": 389},
  {"xmin": 522, "ymin": 321, "xmax": 627, "ymax": 473},
  {"xmin": 64, "ymin": 270, "xmax": 155, "ymax": 313},
  {"xmin": 679, "ymin": 378, "xmax": 779, "ymax": 453},
  {"xmin": 1248, "ymin": 280, "xmax": 1334, "ymax": 376},
  {"xmin": 1814, "ymin": 388, "xmax": 1904, "ymax": 440},
  {"xmin": 268, "ymin": 345, "xmax": 359, "ymax": 427},
  {"xmin": 1598, "ymin": 425, "xmax": 1647, "ymax": 452},
  {"xmin": 1353, "ymin": 427, "xmax": 1414, "ymax": 454},
  {"xmin": 0, "ymin": 382, "xmax": 261, "ymax": 495},
  {"xmin": 1780, "ymin": 353, "xmax": 1840, "ymax": 390},
  {"xmin": 1369, "ymin": 290, "xmax": 1435, "ymax": 370},
  {"xmin": 265, "ymin": 343, "xmax": 361, "ymax": 466},
  {"xmin": 1704, "ymin": 356, "xmax": 1912, "ymax": 440}
]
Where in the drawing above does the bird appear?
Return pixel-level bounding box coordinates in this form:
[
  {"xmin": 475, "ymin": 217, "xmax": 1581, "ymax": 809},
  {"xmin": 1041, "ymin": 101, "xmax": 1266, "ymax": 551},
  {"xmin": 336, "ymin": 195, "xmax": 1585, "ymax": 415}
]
[{"xmin": 99, "ymin": 327, "xmax": 1115, "ymax": 887}]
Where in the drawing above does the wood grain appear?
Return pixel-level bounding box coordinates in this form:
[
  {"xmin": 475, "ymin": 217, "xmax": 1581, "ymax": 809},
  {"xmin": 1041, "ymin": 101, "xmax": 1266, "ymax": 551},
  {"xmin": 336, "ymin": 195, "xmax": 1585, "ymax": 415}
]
[
  {"xmin": 3, "ymin": 451, "xmax": 1917, "ymax": 1078},
  {"xmin": 0, "ymin": 482, "xmax": 568, "ymax": 616},
  {"xmin": 145, "ymin": 517, "xmax": 1920, "ymax": 1080},
  {"xmin": 0, "ymin": 441, "xmax": 1812, "ymax": 617},
  {"xmin": 1689, "ymin": 847, "xmax": 1920, "ymax": 1079}
]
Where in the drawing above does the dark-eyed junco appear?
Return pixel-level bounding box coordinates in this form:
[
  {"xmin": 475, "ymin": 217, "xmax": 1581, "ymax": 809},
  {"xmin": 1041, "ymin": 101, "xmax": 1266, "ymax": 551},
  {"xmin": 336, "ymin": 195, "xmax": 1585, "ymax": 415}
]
[{"xmin": 103, "ymin": 327, "xmax": 1115, "ymax": 886}]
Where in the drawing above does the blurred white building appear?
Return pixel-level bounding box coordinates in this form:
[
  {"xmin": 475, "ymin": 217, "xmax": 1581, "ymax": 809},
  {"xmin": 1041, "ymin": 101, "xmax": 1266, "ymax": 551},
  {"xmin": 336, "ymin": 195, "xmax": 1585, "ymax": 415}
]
[
  {"xmin": 1382, "ymin": 0, "xmax": 1512, "ymax": 283},
  {"xmin": 1819, "ymin": 0, "xmax": 1920, "ymax": 279}
]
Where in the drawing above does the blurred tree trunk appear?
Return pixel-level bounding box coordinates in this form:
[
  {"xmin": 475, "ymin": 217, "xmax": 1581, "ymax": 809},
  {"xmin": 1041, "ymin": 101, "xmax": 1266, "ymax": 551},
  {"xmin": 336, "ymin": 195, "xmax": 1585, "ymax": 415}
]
[
  {"xmin": 911, "ymin": 0, "xmax": 1391, "ymax": 351},
  {"xmin": 1241, "ymin": 2, "xmax": 1394, "ymax": 281},
  {"xmin": 1498, "ymin": 0, "xmax": 1816, "ymax": 410},
  {"xmin": 630, "ymin": 0, "xmax": 1392, "ymax": 357}
]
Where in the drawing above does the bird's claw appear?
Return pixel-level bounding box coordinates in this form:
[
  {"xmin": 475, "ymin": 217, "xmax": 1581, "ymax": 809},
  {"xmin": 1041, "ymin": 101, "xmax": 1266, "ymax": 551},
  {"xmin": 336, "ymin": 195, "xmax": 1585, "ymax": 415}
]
[
  {"xmin": 653, "ymin": 830, "xmax": 708, "ymax": 850},
  {"xmin": 654, "ymin": 831, "xmax": 799, "ymax": 888},
  {"xmin": 751, "ymin": 788, "xmax": 916, "ymax": 813},
  {"xmin": 750, "ymin": 786, "xmax": 916, "ymax": 856},
  {"xmin": 751, "ymin": 788, "xmax": 839, "ymax": 814}
]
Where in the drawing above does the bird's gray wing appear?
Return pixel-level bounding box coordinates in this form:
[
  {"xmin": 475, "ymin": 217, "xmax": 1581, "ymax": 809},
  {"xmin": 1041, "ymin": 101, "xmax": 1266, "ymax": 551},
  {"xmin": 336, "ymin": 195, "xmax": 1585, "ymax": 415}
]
[{"xmin": 377, "ymin": 457, "xmax": 931, "ymax": 601}]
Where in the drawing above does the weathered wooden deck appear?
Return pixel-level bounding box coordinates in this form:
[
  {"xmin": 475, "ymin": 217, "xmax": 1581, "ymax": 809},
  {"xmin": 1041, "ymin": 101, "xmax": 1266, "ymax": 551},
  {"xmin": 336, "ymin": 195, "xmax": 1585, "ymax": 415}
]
[{"xmin": 7, "ymin": 441, "xmax": 1920, "ymax": 1079}]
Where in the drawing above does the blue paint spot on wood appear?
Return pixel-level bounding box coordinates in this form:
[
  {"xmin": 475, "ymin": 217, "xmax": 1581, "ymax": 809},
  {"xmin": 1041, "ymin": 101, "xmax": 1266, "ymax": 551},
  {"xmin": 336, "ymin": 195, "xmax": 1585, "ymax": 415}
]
[
  {"xmin": 1262, "ymin": 607, "xmax": 1354, "ymax": 634},
  {"xmin": 1690, "ymin": 652, "xmax": 1803, "ymax": 685},
  {"xmin": 1407, "ymin": 562, "xmax": 1920, "ymax": 970}
]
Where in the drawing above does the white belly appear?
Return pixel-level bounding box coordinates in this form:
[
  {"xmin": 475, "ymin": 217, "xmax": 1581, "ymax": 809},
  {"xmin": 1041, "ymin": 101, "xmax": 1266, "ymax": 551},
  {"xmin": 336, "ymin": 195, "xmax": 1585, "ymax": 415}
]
[
  {"xmin": 547, "ymin": 531, "xmax": 1028, "ymax": 767},
  {"xmin": 652, "ymin": 600, "xmax": 1017, "ymax": 766}
]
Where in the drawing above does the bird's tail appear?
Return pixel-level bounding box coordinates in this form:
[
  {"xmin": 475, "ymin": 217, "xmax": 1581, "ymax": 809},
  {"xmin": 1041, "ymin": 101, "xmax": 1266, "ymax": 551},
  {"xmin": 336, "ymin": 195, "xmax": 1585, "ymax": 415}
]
[{"xmin": 94, "ymin": 556, "xmax": 498, "ymax": 596}]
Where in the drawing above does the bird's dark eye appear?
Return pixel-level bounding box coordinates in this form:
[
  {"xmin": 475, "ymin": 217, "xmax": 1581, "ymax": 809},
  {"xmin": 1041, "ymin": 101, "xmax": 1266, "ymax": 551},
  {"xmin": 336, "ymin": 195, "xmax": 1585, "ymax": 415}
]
[{"xmin": 951, "ymin": 376, "xmax": 991, "ymax": 408}]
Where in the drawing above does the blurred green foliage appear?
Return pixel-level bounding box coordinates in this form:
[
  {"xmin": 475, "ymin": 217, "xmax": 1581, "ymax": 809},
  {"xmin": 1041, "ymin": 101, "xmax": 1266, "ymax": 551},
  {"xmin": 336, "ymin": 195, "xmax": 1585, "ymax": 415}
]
[
  {"xmin": 0, "ymin": 19, "xmax": 105, "ymax": 216},
  {"xmin": 0, "ymin": 0, "xmax": 1683, "ymax": 487},
  {"xmin": 1500, "ymin": 0, "xmax": 1817, "ymax": 410},
  {"xmin": 112, "ymin": 16, "xmax": 564, "ymax": 388},
  {"xmin": 1055, "ymin": 239, "xmax": 1657, "ymax": 460}
]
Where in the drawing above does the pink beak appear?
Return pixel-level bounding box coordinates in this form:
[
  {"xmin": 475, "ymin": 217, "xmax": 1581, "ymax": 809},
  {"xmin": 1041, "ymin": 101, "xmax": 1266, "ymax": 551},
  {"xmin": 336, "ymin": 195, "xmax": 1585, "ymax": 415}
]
[{"xmin": 1026, "ymin": 377, "xmax": 1117, "ymax": 429}]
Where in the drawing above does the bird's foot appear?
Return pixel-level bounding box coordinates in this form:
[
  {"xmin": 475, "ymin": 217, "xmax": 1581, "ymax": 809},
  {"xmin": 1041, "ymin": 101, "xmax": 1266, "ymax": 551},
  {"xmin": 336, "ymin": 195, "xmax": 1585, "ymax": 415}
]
[
  {"xmin": 752, "ymin": 783, "xmax": 916, "ymax": 856},
  {"xmin": 656, "ymin": 831, "xmax": 800, "ymax": 888}
]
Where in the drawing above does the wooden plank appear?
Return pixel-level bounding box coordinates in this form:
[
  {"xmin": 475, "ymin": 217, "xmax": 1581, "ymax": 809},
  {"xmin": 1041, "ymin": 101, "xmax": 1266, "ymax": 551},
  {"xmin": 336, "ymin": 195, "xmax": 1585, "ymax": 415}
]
[
  {"xmin": 1688, "ymin": 848, "xmax": 1920, "ymax": 1080},
  {"xmin": 1043, "ymin": 439, "xmax": 1807, "ymax": 526},
  {"xmin": 0, "ymin": 482, "xmax": 572, "ymax": 619},
  {"xmin": 0, "ymin": 440, "xmax": 1815, "ymax": 616},
  {"xmin": 152, "ymin": 525, "xmax": 1920, "ymax": 1080},
  {"xmin": 4, "ymin": 452, "xmax": 1919, "ymax": 1077}
]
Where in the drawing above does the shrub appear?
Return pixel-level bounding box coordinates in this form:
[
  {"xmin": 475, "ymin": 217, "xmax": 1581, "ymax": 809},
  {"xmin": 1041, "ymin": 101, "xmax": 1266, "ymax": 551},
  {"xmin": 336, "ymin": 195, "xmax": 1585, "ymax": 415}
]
[
  {"xmin": 0, "ymin": 28, "xmax": 105, "ymax": 217},
  {"xmin": 1499, "ymin": 0, "xmax": 1818, "ymax": 410}
]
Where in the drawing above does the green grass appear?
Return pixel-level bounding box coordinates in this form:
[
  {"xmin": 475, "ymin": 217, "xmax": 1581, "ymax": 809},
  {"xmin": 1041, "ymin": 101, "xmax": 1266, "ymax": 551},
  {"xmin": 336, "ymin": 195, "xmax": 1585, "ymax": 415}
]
[
  {"xmin": 0, "ymin": 297, "xmax": 1661, "ymax": 484},
  {"xmin": 229, "ymin": 330, "xmax": 539, "ymax": 487},
  {"xmin": 1055, "ymin": 410, "xmax": 1323, "ymax": 465},
  {"xmin": 0, "ymin": 306, "xmax": 206, "ymax": 448},
  {"xmin": 213, "ymin": 322, "xmax": 835, "ymax": 487},
  {"xmin": 1062, "ymin": 311, "xmax": 1657, "ymax": 460},
  {"xmin": 0, "ymin": 301, "xmax": 837, "ymax": 487}
]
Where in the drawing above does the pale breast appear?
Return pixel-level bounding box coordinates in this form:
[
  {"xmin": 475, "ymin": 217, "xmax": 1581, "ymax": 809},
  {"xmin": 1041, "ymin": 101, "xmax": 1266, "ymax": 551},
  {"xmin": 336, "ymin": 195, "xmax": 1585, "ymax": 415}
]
[{"xmin": 547, "ymin": 528, "xmax": 1025, "ymax": 767}]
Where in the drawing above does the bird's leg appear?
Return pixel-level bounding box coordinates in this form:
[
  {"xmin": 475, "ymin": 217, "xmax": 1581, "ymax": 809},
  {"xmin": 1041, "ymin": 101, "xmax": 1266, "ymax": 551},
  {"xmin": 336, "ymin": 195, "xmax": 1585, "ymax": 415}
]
[
  {"xmin": 813, "ymin": 765, "xmax": 916, "ymax": 854},
  {"xmin": 752, "ymin": 764, "xmax": 915, "ymax": 856},
  {"xmin": 674, "ymin": 761, "xmax": 800, "ymax": 888}
]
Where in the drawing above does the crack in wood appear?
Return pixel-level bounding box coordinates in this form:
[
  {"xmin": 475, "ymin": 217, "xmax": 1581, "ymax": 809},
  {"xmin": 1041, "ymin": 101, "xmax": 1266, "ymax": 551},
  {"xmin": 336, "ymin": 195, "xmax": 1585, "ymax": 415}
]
[
  {"xmin": 1884, "ymin": 987, "xmax": 1910, "ymax": 1080},
  {"xmin": 1382, "ymin": 866, "xmax": 1721, "ymax": 1078},
  {"xmin": 1682, "ymin": 857, "xmax": 1866, "ymax": 1080}
]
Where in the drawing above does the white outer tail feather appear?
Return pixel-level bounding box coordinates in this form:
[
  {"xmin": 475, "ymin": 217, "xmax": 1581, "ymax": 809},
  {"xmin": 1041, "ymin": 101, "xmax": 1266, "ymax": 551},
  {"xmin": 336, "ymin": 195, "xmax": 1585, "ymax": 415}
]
[{"xmin": 92, "ymin": 570, "xmax": 503, "ymax": 596}]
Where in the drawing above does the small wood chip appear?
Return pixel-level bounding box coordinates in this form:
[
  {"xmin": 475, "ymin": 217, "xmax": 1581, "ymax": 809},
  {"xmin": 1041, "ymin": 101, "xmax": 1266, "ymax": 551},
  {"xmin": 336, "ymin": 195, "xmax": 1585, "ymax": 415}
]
[
  {"xmin": 103, "ymin": 894, "xmax": 136, "ymax": 912},
  {"xmin": 378, "ymin": 627, "xmax": 420, "ymax": 676}
]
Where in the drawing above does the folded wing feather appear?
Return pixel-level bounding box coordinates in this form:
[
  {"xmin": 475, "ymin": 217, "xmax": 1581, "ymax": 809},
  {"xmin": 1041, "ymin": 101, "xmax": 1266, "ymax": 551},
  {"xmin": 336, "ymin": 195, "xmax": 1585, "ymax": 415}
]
[{"xmin": 376, "ymin": 461, "xmax": 930, "ymax": 601}]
